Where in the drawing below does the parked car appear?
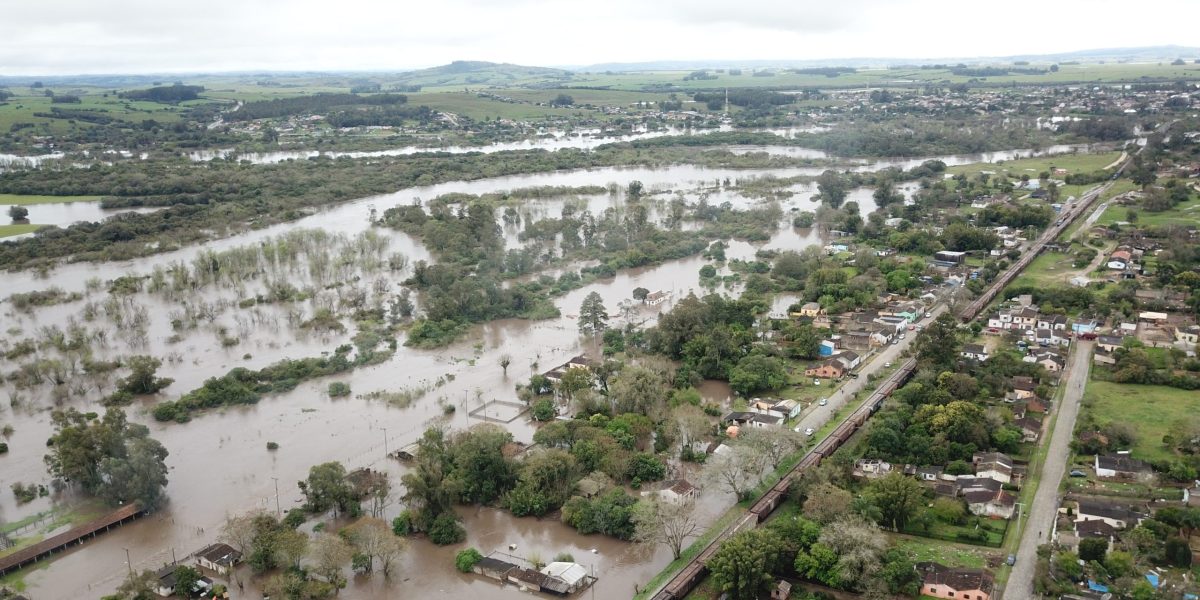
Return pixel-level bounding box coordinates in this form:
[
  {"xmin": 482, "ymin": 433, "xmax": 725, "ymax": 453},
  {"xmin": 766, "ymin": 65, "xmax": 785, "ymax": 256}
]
[
  {"xmin": 1006, "ymin": 554, "xmax": 1016, "ymax": 566},
  {"xmin": 884, "ymin": 362, "xmax": 892, "ymax": 368},
  {"xmin": 1070, "ymin": 469, "xmax": 1087, "ymax": 477},
  {"xmin": 804, "ymin": 428, "xmax": 815, "ymax": 436},
  {"xmin": 899, "ymin": 333, "xmax": 906, "ymax": 339},
  {"xmin": 892, "ymin": 339, "xmax": 899, "ymax": 345},
  {"xmin": 819, "ymin": 398, "xmax": 828, "ymax": 406},
  {"xmin": 924, "ymin": 312, "xmax": 932, "ymax": 318}
]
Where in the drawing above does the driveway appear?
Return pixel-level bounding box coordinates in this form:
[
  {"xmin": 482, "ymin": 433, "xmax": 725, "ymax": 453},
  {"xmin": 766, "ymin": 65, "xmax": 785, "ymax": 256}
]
[
  {"xmin": 793, "ymin": 303, "xmax": 948, "ymax": 435},
  {"xmin": 1003, "ymin": 340, "xmax": 1093, "ymax": 600}
]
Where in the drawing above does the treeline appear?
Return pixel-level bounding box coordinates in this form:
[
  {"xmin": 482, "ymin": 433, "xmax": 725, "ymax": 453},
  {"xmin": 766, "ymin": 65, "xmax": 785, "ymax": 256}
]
[
  {"xmin": 119, "ymin": 84, "xmax": 204, "ymax": 103},
  {"xmin": 693, "ymin": 89, "xmax": 795, "ymax": 110},
  {"xmin": 949, "ymin": 66, "xmax": 1047, "ymax": 77},
  {"xmin": 227, "ymin": 93, "xmax": 408, "ymax": 121},
  {"xmin": 789, "ymin": 119, "xmax": 1052, "ymax": 157},
  {"xmin": 790, "ymin": 67, "xmax": 856, "ymax": 77},
  {"xmin": 325, "ymin": 105, "xmax": 436, "ymax": 128},
  {"xmin": 33, "ymin": 107, "xmax": 116, "ymax": 124}
]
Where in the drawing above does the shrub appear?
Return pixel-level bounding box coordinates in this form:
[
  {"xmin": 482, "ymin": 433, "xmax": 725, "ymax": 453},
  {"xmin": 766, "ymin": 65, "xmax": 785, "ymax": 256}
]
[
  {"xmin": 266, "ymin": 441, "xmax": 279, "ymax": 450},
  {"xmin": 327, "ymin": 382, "xmax": 351, "ymax": 397},
  {"xmin": 392, "ymin": 511, "xmax": 414, "ymax": 536},
  {"xmin": 283, "ymin": 509, "xmax": 307, "ymax": 529},
  {"xmin": 0, "ymin": 442, "xmax": 7, "ymax": 454},
  {"xmin": 532, "ymin": 398, "xmax": 556, "ymax": 421},
  {"xmin": 455, "ymin": 548, "xmax": 483, "ymax": 573},
  {"xmin": 428, "ymin": 513, "xmax": 466, "ymax": 545}
]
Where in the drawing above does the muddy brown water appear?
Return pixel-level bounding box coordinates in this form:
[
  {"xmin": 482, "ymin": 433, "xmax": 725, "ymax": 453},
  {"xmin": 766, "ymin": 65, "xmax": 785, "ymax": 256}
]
[{"xmin": 0, "ymin": 146, "xmax": 1093, "ymax": 598}]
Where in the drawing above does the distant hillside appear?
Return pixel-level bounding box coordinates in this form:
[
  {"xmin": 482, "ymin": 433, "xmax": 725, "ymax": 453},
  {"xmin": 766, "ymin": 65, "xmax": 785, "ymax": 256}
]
[
  {"xmin": 391, "ymin": 60, "xmax": 575, "ymax": 88},
  {"xmin": 574, "ymin": 45, "xmax": 1200, "ymax": 72}
]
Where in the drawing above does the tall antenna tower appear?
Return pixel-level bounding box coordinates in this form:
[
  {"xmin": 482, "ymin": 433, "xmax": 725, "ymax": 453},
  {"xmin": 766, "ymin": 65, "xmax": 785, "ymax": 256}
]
[{"xmin": 724, "ymin": 87, "xmax": 729, "ymax": 115}]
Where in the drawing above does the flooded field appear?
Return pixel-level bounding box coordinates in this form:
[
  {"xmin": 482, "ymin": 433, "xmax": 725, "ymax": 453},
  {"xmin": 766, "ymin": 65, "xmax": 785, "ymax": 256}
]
[{"xmin": 0, "ymin": 142, "xmax": 1096, "ymax": 598}]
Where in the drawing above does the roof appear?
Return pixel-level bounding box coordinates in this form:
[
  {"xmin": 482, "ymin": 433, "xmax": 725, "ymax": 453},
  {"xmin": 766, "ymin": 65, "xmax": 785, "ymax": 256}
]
[
  {"xmin": 751, "ymin": 413, "xmax": 783, "ymax": 425},
  {"xmin": 1075, "ymin": 519, "xmax": 1117, "ymax": 538},
  {"xmin": 476, "ymin": 557, "xmax": 519, "ymax": 573},
  {"xmin": 958, "ymin": 476, "xmax": 1003, "ymax": 494},
  {"xmin": 541, "ymin": 562, "xmax": 588, "ymax": 585},
  {"xmin": 974, "ymin": 452, "xmax": 1014, "ymax": 470},
  {"xmin": 1015, "ymin": 417, "xmax": 1042, "ymax": 433},
  {"xmin": 1011, "ymin": 377, "xmax": 1037, "ymax": 391},
  {"xmin": 916, "ymin": 562, "xmax": 995, "ymax": 594},
  {"xmin": 1076, "ymin": 499, "xmax": 1142, "ymax": 522},
  {"xmin": 1097, "ymin": 335, "xmax": 1124, "ymax": 345},
  {"xmin": 963, "ymin": 343, "xmax": 987, "ymax": 355},
  {"xmin": 1096, "ymin": 453, "xmax": 1150, "ymax": 474},
  {"xmin": 668, "ymin": 479, "xmax": 697, "ymax": 496},
  {"xmin": 195, "ymin": 542, "xmax": 241, "ymax": 566},
  {"xmin": 964, "ymin": 488, "xmax": 1015, "ymax": 508}
]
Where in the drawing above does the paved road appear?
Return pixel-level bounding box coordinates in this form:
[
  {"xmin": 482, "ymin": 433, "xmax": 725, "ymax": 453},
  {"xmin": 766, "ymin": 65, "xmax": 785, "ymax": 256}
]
[
  {"xmin": 1004, "ymin": 340, "xmax": 1094, "ymax": 600},
  {"xmin": 792, "ymin": 303, "xmax": 949, "ymax": 435}
]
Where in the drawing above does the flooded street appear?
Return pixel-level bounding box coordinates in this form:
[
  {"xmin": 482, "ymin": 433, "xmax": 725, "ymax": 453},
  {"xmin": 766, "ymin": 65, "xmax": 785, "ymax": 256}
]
[{"xmin": 0, "ymin": 141, "xmax": 1096, "ymax": 599}]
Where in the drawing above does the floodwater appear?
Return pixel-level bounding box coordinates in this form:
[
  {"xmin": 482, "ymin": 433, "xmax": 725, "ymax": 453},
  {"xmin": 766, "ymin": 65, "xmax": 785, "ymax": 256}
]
[
  {"xmin": 0, "ymin": 200, "xmax": 162, "ymax": 235},
  {"xmin": 0, "ymin": 141, "xmax": 1091, "ymax": 599},
  {"xmin": 186, "ymin": 125, "xmax": 735, "ymax": 164}
]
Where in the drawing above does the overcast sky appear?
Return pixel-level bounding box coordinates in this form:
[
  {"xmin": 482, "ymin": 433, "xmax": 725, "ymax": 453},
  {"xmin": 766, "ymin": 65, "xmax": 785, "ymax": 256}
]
[{"xmin": 2, "ymin": 0, "xmax": 1197, "ymax": 75}]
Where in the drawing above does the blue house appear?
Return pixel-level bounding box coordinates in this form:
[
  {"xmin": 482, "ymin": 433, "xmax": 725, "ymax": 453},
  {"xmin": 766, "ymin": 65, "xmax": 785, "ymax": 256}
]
[{"xmin": 819, "ymin": 340, "xmax": 836, "ymax": 357}]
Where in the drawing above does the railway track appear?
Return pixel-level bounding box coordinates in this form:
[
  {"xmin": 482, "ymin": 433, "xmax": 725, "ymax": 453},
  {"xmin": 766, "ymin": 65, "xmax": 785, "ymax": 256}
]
[{"xmin": 647, "ymin": 159, "xmax": 1132, "ymax": 600}]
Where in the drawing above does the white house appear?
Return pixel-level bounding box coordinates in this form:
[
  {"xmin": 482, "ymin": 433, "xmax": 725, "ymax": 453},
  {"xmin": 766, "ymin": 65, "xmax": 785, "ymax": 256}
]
[
  {"xmin": 642, "ymin": 479, "xmax": 698, "ymax": 504},
  {"xmin": 965, "ymin": 488, "xmax": 1016, "ymax": 519},
  {"xmin": 1073, "ymin": 500, "xmax": 1143, "ymax": 530},
  {"xmin": 961, "ymin": 344, "xmax": 990, "ymax": 362},
  {"xmin": 973, "ymin": 452, "xmax": 1014, "ymax": 484}
]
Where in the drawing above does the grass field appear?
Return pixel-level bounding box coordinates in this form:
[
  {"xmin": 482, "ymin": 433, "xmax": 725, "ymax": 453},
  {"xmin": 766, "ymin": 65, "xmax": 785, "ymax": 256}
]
[
  {"xmin": 1083, "ymin": 380, "xmax": 1197, "ymax": 463},
  {"xmin": 1096, "ymin": 195, "xmax": 1200, "ymax": 228},
  {"xmin": 1010, "ymin": 251, "xmax": 1076, "ymax": 288},
  {"xmin": 0, "ymin": 224, "xmax": 43, "ymax": 238},
  {"xmin": 947, "ymin": 151, "xmax": 1122, "ymax": 180},
  {"xmin": 0, "ymin": 194, "xmax": 102, "ymax": 205},
  {"xmin": 892, "ymin": 535, "xmax": 994, "ymax": 569}
]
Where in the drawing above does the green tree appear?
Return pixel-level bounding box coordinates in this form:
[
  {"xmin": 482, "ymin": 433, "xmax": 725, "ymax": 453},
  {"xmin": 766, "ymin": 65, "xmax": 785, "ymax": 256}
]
[
  {"xmin": 578, "ymin": 291, "xmax": 609, "ymax": 335},
  {"xmin": 455, "ymin": 548, "xmax": 483, "ymax": 572},
  {"xmin": 172, "ymin": 565, "xmax": 202, "ymax": 597},
  {"xmin": 1078, "ymin": 537, "xmax": 1108, "ymax": 562},
  {"xmin": 97, "ymin": 436, "xmax": 170, "ymax": 509},
  {"xmin": 817, "ymin": 170, "xmax": 848, "ymax": 208},
  {"xmin": 914, "ymin": 313, "xmax": 961, "ymax": 370},
  {"xmin": 868, "ymin": 473, "xmax": 926, "ymax": 531},
  {"xmin": 44, "ymin": 408, "xmax": 170, "ymax": 509},
  {"xmin": 632, "ymin": 287, "xmax": 650, "ymax": 303},
  {"xmin": 117, "ymin": 356, "xmax": 174, "ymax": 395},
  {"xmin": 708, "ymin": 529, "xmax": 781, "ymax": 600},
  {"xmin": 299, "ymin": 461, "xmax": 354, "ymax": 516},
  {"xmin": 728, "ymin": 355, "xmax": 788, "ymax": 396},
  {"xmin": 8, "ymin": 205, "xmax": 29, "ymax": 221}
]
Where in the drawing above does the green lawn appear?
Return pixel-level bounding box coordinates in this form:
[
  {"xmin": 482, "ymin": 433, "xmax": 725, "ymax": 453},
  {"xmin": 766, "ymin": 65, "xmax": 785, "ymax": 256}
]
[
  {"xmin": 947, "ymin": 151, "xmax": 1122, "ymax": 180},
  {"xmin": 1084, "ymin": 380, "xmax": 1198, "ymax": 463},
  {"xmin": 892, "ymin": 535, "xmax": 994, "ymax": 569},
  {"xmin": 1010, "ymin": 251, "xmax": 1075, "ymax": 287},
  {"xmin": 0, "ymin": 224, "xmax": 43, "ymax": 238},
  {"xmin": 0, "ymin": 194, "xmax": 102, "ymax": 205},
  {"xmin": 1097, "ymin": 195, "xmax": 1200, "ymax": 228}
]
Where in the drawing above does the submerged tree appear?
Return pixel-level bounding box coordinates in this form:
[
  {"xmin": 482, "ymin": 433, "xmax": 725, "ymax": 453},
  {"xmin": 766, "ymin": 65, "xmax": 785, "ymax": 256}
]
[
  {"xmin": 633, "ymin": 499, "xmax": 700, "ymax": 560},
  {"xmin": 44, "ymin": 408, "xmax": 170, "ymax": 509},
  {"xmin": 578, "ymin": 291, "xmax": 609, "ymax": 336}
]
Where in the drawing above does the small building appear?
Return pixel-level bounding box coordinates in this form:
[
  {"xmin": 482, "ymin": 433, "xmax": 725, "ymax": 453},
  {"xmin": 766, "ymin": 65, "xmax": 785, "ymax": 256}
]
[
  {"xmin": 1139, "ymin": 311, "xmax": 1169, "ymax": 324},
  {"xmin": 855, "ymin": 459, "xmax": 893, "ymax": 478},
  {"xmin": 818, "ymin": 340, "xmax": 837, "ymax": 357},
  {"xmin": 917, "ymin": 562, "xmax": 995, "ymax": 600},
  {"xmin": 473, "ymin": 557, "xmax": 519, "ymax": 581},
  {"xmin": 1096, "ymin": 335, "xmax": 1125, "ymax": 353},
  {"xmin": 194, "ymin": 542, "xmax": 242, "ymax": 576},
  {"xmin": 805, "ymin": 360, "xmax": 845, "ymax": 379},
  {"xmin": 771, "ymin": 579, "xmax": 793, "ymax": 600},
  {"xmin": 796, "ymin": 302, "xmax": 822, "ymax": 317},
  {"xmin": 1176, "ymin": 325, "xmax": 1200, "ymax": 345},
  {"xmin": 1010, "ymin": 376, "xmax": 1037, "ymax": 399},
  {"xmin": 539, "ymin": 561, "xmax": 593, "ymax": 595},
  {"xmin": 1074, "ymin": 499, "xmax": 1144, "ymax": 530},
  {"xmin": 1072, "ymin": 320, "xmax": 1098, "ymax": 334},
  {"xmin": 934, "ymin": 250, "xmax": 968, "ymax": 264},
  {"xmin": 973, "ymin": 452, "xmax": 1014, "ymax": 484},
  {"xmin": 1015, "ymin": 416, "xmax": 1042, "ymax": 442},
  {"xmin": 646, "ymin": 290, "xmax": 672, "ymax": 306},
  {"xmin": 834, "ymin": 350, "xmax": 861, "ymax": 371},
  {"xmin": 961, "ymin": 344, "xmax": 990, "ymax": 362},
  {"xmin": 1095, "ymin": 454, "xmax": 1152, "ymax": 480},
  {"xmin": 643, "ymin": 479, "xmax": 699, "ymax": 504},
  {"xmin": 965, "ymin": 488, "xmax": 1016, "ymax": 519}
]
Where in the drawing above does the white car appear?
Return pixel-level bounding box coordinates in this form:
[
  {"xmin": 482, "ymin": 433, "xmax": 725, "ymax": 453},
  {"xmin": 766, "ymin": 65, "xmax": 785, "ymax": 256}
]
[
  {"xmin": 899, "ymin": 333, "xmax": 906, "ymax": 339},
  {"xmin": 884, "ymin": 362, "xmax": 892, "ymax": 368},
  {"xmin": 819, "ymin": 398, "xmax": 828, "ymax": 406},
  {"xmin": 804, "ymin": 427, "xmax": 815, "ymax": 436},
  {"xmin": 925, "ymin": 312, "xmax": 932, "ymax": 318},
  {"xmin": 892, "ymin": 338, "xmax": 899, "ymax": 345}
]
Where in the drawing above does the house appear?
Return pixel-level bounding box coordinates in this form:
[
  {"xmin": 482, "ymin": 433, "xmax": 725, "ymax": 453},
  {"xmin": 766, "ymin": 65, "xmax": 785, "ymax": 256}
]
[
  {"xmin": 805, "ymin": 360, "xmax": 846, "ymax": 379},
  {"xmin": 917, "ymin": 562, "xmax": 995, "ymax": 600},
  {"xmin": 643, "ymin": 479, "xmax": 699, "ymax": 504},
  {"xmin": 1093, "ymin": 347, "xmax": 1117, "ymax": 365},
  {"xmin": 934, "ymin": 250, "xmax": 968, "ymax": 264},
  {"xmin": 965, "ymin": 488, "xmax": 1017, "ymax": 519},
  {"xmin": 1074, "ymin": 499, "xmax": 1144, "ymax": 530},
  {"xmin": 1072, "ymin": 320, "xmax": 1098, "ymax": 335},
  {"xmin": 855, "ymin": 459, "xmax": 893, "ymax": 478},
  {"xmin": 154, "ymin": 565, "xmax": 211, "ymax": 598},
  {"xmin": 1012, "ymin": 307, "xmax": 1039, "ymax": 330},
  {"xmin": 796, "ymin": 302, "xmax": 823, "ymax": 317},
  {"xmin": 194, "ymin": 542, "xmax": 242, "ymax": 576},
  {"xmin": 1096, "ymin": 335, "xmax": 1125, "ymax": 352},
  {"xmin": 819, "ymin": 340, "xmax": 837, "ymax": 356},
  {"xmin": 1176, "ymin": 325, "xmax": 1200, "ymax": 345},
  {"xmin": 646, "ymin": 290, "xmax": 672, "ymax": 306},
  {"xmin": 973, "ymin": 452, "xmax": 1014, "ymax": 484},
  {"xmin": 957, "ymin": 476, "xmax": 1004, "ymax": 495},
  {"xmin": 723, "ymin": 412, "xmax": 782, "ymax": 430},
  {"xmin": 961, "ymin": 344, "xmax": 990, "ymax": 362},
  {"xmin": 473, "ymin": 556, "xmax": 519, "ymax": 581},
  {"xmin": 1075, "ymin": 519, "xmax": 1118, "ymax": 545},
  {"xmin": 917, "ymin": 466, "xmax": 945, "ymax": 481},
  {"xmin": 1139, "ymin": 311, "xmax": 1169, "ymax": 324},
  {"xmin": 834, "ymin": 350, "xmax": 861, "ymax": 370},
  {"xmin": 1035, "ymin": 352, "xmax": 1066, "ymax": 373},
  {"xmin": 1094, "ymin": 454, "xmax": 1152, "ymax": 480},
  {"xmin": 1010, "ymin": 376, "xmax": 1037, "ymax": 399},
  {"xmin": 771, "ymin": 580, "xmax": 793, "ymax": 600},
  {"xmin": 1015, "ymin": 417, "xmax": 1042, "ymax": 442},
  {"xmin": 539, "ymin": 562, "xmax": 592, "ymax": 595}
]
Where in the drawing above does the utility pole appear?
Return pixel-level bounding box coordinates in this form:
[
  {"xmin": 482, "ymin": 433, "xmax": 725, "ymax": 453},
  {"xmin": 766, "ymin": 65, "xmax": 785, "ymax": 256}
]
[
  {"xmin": 124, "ymin": 547, "xmax": 133, "ymax": 578},
  {"xmin": 382, "ymin": 427, "xmax": 389, "ymax": 457},
  {"xmin": 271, "ymin": 477, "xmax": 281, "ymax": 517}
]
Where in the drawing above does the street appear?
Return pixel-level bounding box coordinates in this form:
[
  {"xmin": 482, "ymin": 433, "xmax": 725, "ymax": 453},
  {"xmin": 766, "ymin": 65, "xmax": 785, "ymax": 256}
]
[
  {"xmin": 792, "ymin": 303, "xmax": 949, "ymax": 435},
  {"xmin": 1004, "ymin": 340, "xmax": 1094, "ymax": 600}
]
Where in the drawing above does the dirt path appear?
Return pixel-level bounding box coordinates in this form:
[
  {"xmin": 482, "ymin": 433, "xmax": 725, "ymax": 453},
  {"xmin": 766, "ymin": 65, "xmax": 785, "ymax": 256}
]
[{"xmin": 1003, "ymin": 340, "xmax": 1093, "ymax": 600}]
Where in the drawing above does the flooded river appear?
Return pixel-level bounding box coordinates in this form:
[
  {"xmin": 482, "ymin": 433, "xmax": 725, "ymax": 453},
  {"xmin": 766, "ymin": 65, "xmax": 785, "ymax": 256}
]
[{"xmin": 0, "ymin": 142, "xmax": 1097, "ymax": 599}]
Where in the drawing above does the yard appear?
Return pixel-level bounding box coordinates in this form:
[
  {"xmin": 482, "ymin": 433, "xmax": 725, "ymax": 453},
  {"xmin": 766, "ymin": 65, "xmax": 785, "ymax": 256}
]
[
  {"xmin": 1095, "ymin": 195, "xmax": 1200, "ymax": 228},
  {"xmin": 891, "ymin": 535, "xmax": 997, "ymax": 569},
  {"xmin": 1083, "ymin": 380, "xmax": 1198, "ymax": 464},
  {"xmin": 1010, "ymin": 251, "xmax": 1076, "ymax": 288}
]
